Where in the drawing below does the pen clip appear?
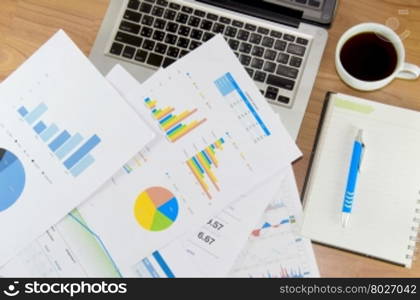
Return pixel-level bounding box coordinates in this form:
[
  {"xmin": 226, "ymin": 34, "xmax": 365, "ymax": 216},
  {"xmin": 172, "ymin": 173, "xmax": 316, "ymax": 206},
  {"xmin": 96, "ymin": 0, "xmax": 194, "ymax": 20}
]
[{"xmin": 358, "ymin": 142, "xmax": 365, "ymax": 173}]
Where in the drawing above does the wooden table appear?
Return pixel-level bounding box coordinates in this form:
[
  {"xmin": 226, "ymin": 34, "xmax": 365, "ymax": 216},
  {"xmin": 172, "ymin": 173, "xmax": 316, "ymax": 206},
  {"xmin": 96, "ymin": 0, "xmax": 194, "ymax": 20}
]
[{"xmin": 1, "ymin": 0, "xmax": 419, "ymax": 277}]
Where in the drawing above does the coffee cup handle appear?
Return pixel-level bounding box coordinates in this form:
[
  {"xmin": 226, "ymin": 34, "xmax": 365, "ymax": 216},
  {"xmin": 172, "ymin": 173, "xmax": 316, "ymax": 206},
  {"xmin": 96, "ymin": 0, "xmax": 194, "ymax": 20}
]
[{"xmin": 396, "ymin": 63, "xmax": 420, "ymax": 80}]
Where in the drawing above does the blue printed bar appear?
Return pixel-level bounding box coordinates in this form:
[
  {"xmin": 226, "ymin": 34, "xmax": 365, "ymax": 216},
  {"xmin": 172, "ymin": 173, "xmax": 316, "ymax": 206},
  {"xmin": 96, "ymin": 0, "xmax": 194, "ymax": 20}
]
[
  {"xmin": 64, "ymin": 134, "xmax": 101, "ymax": 170},
  {"xmin": 152, "ymin": 251, "xmax": 175, "ymax": 278},
  {"xmin": 142, "ymin": 258, "xmax": 160, "ymax": 278},
  {"xmin": 70, "ymin": 154, "xmax": 95, "ymax": 177},
  {"xmin": 25, "ymin": 103, "xmax": 48, "ymax": 125},
  {"xmin": 55, "ymin": 133, "xmax": 83, "ymax": 160},
  {"xmin": 18, "ymin": 106, "xmax": 28, "ymax": 117},
  {"xmin": 33, "ymin": 121, "xmax": 47, "ymax": 134},
  {"xmin": 40, "ymin": 124, "xmax": 59, "ymax": 142},
  {"xmin": 49, "ymin": 130, "xmax": 71, "ymax": 152}
]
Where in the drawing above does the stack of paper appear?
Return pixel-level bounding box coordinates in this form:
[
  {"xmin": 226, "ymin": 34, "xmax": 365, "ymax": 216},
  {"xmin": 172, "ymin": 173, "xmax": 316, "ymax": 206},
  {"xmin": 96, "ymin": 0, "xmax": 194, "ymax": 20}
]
[{"xmin": 0, "ymin": 30, "xmax": 319, "ymax": 278}]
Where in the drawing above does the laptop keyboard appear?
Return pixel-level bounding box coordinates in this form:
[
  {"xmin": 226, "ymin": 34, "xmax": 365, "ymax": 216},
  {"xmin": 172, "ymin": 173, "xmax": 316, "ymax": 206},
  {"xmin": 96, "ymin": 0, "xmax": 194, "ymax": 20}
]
[{"xmin": 108, "ymin": 0, "xmax": 311, "ymax": 107}]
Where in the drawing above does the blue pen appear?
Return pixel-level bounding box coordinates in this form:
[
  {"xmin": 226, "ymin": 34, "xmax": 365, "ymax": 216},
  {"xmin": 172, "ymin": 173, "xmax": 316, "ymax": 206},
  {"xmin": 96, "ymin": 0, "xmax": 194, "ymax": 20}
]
[{"xmin": 342, "ymin": 129, "xmax": 364, "ymax": 228}]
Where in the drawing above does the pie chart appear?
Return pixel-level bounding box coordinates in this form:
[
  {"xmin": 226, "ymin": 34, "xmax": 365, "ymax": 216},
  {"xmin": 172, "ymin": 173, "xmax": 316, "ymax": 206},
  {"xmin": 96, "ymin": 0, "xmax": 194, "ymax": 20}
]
[
  {"xmin": 0, "ymin": 148, "xmax": 26, "ymax": 211},
  {"xmin": 134, "ymin": 187, "xmax": 179, "ymax": 231}
]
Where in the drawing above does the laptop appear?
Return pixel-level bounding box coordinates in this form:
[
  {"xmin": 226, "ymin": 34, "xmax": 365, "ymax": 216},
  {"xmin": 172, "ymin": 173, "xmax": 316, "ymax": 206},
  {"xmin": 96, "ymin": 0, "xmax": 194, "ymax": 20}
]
[{"xmin": 90, "ymin": 0, "xmax": 337, "ymax": 139}]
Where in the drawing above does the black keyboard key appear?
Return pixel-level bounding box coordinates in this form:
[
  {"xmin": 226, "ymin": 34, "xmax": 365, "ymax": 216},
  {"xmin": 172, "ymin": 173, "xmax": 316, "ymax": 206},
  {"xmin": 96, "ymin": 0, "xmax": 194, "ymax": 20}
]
[
  {"xmin": 267, "ymin": 74, "xmax": 295, "ymax": 90},
  {"xmin": 239, "ymin": 42, "xmax": 252, "ymax": 54},
  {"xmin": 166, "ymin": 22, "xmax": 178, "ymax": 32},
  {"xmin": 207, "ymin": 13, "xmax": 218, "ymax": 20},
  {"xmin": 182, "ymin": 6, "xmax": 193, "ymax": 13},
  {"xmin": 254, "ymin": 71, "xmax": 266, "ymax": 82},
  {"xmin": 135, "ymin": 49, "xmax": 148, "ymax": 62},
  {"xmin": 176, "ymin": 13, "xmax": 188, "ymax": 24},
  {"xmin": 212, "ymin": 23, "xmax": 225, "ymax": 34},
  {"xmin": 119, "ymin": 21, "xmax": 141, "ymax": 34},
  {"xmin": 264, "ymin": 49, "xmax": 276, "ymax": 61},
  {"xmin": 142, "ymin": 39, "xmax": 155, "ymax": 51},
  {"xmin": 140, "ymin": 26, "xmax": 153, "ymax": 38},
  {"xmin": 251, "ymin": 57, "xmax": 264, "ymax": 69},
  {"xmin": 202, "ymin": 32, "xmax": 215, "ymax": 42},
  {"xmin": 177, "ymin": 37, "xmax": 189, "ymax": 48},
  {"xmin": 164, "ymin": 9, "xmax": 176, "ymax": 20},
  {"xmin": 128, "ymin": 0, "xmax": 140, "ymax": 10},
  {"xmin": 141, "ymin": 15, "xmax": 154, "ymax": 26},
  {"xmin": 228, "ymin": 39, "xmax": 239, "ymax": 51},
  {"xmin": 277, "ymin": 52, "xmax": 289, "ymax": 64},
  {"xmin": 115, "ymin": 31, "xmax": 143, "ymax": 47},
  {"xmin": 237, "ymin": 29, "xmax": 249, "ymax": 41},
  {"xmin": 169, "ymin": 3, "xmax": 180, "ymax": 10},
  {"xmin": 232, "ymin": 20, "xmax": 244, "ymax": 28},
  {"xmin": 283, "ymin": 34, "xmax": 295, "ymax": 42},
  {"xmin": 194, "ymin": 9, "xmax": 206, "ymax": 17},
  {"xmin": 178, "ymin": 25, "xmax": 190, "ymax": 36},
  {"xmin": 157, "ymin": 0, "xmax": 168, "ymax": 6},
  {"xmin": 188, "ymin": 16, "xmax": 201, "ymax": 27},
  {"xmin": 200, "ymin": 20, "xmax": 213, "ymax": 30},
  {"xmin": 257, "ymin": 27, "xmax": 269, "ymax": 35},
  {"xmin": 189, "ymin": 40, "xmax": 202, "ymax": 50},
  {"xmin": 287, "ymin": 43, "xmax": 306, "ymax": 56},
  {"xmin": 152, "ymin": 30, "xmax": 165, "ymax": 41},
  {"xmin": 265, "ymin": 86, "xmax": 278, "ymax": 100},
  {"xmin": 245, "ymin": 68, "xmax": 254, "ymax": 78},
  {"xmin": 262, "ymin": 36, "xmax": 274, "ymax": 47},
  {"xmin": 152, "ymin": 6, "xmax": 164, "ymax": 17},
  {"xmin": 225, "ymin": 26, "xmax": 237, "ymax": 37},
  {"xmin": 167, "ymin": 46, "xmax": 180, "ymax": 57},
  {"xmin": 308, "ymin": 0, "xmax": 321, "ymax": 7},
  {"xmin": 263, "ymin": 61, "xmax": 276, "ymax": 73},
  {"xmin": 290, "ymin": 56, "xmax": 302, "ymax": 68},
  {"xmin": 154, "ymin": 43, "xmax": 167, "ymax": 54},
  {"xmin": 162, "ymin": 57, "xmax": 176, "ymax": 67},
  {"xmin": 249, "ymin": 33, "xmax": 262, "ymax": 44},
  {"xmin": 277, "ymin": 95, "xmax": 290, "ymax": 104},
  {"xmin": 270, "ymin": 30, "xmax": 282, "ymax": 38},
  {"xmin": 154, "ymin": 18, "xmax": 166, "ymax": 29},
  {"xmin": 144, "ymin": 0, "xmax": 155, "ymax": 3},
  {"xmin": 191, "ymin": 29, "xmax": 203, "ymax": 40},
  {"xmin": 123, "ymin": 10, "xmax": 142, "ymax": 23},
  {"xmin": 276, "ymin": 65, "xmax": 298, "ymax": 79},
  {"xmin": 122, "ymin": 45, "xmax": 136, "ymax": 59},
  {"xmin": 180, "ymin": 49, "xmax": 189, "ymax": 57},
  {"xmin": 239, "ymin": 54, "xmax": 251, "ymax": 66},
  {"xmin": 251, "ymin": 46, "xmax": 264, "ymax": 57},
  {"xmin": 110, "ymin": 42, "xmax": 124, "ymax": 55},
  {"xmin": 245, "ymin": 23, "xmax": 256, "ymax": 31},
  {"xmin": 139, "ymin": 3, "xmax": 152, "ymax": 13},
  {"xmin": 296, "ymin": 37, "xmax": 309, "ymax": 45},
  {"xmin": 147, "ymin": 53, "xmax": 163, "ymax": 67},
  {"xmin": 274, "ymin": 40, "xmax": 286, "ymax": 51},
  {"xmin": 220, "ymin": 17, "xmax": 231, "ymax": 24},
  {"xmin": 165, "ymin": 33, "xmax": 177, "ymax": 44}
]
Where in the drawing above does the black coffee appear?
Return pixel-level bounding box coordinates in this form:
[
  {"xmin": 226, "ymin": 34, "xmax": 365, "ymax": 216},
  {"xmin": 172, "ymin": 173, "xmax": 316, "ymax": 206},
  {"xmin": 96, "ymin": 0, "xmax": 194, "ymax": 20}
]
[{"xmin": 340, "ymin": 32, "xmax": 398, "ymax": 81}]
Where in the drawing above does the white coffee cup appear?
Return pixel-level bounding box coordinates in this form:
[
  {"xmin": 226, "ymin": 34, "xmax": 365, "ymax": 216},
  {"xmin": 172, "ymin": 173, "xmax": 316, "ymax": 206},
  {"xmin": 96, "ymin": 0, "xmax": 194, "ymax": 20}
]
[{"xmin": 335, "ymin": 23, "xmax": 419, "ymax": 91}]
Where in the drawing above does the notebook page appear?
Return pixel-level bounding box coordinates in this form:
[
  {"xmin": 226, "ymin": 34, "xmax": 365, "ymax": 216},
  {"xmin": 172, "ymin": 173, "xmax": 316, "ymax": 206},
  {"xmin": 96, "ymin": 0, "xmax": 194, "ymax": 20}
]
[{"xmin": 301, "ymin": 93, "xmax": 420, "ymax": 267}]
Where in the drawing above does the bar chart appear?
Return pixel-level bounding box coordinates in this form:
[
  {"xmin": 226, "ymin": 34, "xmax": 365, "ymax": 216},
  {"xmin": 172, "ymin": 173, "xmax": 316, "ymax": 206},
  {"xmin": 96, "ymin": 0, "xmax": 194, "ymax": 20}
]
[
  {"xmin": 144, "ymin": 97, "xmax": 206, "ymax": 142},
  {"xmin": 17, "ymin": 103, "xmax": 101, "ymax": 177},
  {"xmin": 186, "ymin": 138, "xmax": 225, "ymax": 199}
]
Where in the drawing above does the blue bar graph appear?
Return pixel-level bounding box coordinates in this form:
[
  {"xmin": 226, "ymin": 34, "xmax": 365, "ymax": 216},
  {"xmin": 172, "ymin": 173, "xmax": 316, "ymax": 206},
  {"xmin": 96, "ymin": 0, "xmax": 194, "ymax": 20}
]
[
  {"xmin": 55, "ymin": 133, "xmax": 83, "ymax": 159},
  {"xmin": 152, "ymin": 251, "xmax": 175, "ymax": 278},
  {"xmin": 18, "ymin": 106, "xmax": 28, "ymax": 117},
  {"xmin": 70, "ymin": 154, "xmax": 95, "ymax": 177},
  {"xmin": 40, "ymin": 124, "xmax": 59, "ymax": 142},
  {"xmin": 49, "ymin": 131, "xmax": 71, "ymax": 152},
  {"xmin": 24, "ymin": 103, "xmax": 48, "ymax": 125},
  {"xmin": 33, "ymin": 121, "xmax": 47, "ymax": 134},
  {"xmin": 64, "ymin": 135, "xmax": 101, "ymax": 170}
]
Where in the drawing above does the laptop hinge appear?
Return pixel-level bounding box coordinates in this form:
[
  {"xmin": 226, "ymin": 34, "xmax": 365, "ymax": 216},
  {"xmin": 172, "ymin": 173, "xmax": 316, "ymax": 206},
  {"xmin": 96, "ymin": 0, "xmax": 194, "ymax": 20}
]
[{"xmin": 196, "ymin": 0, "xmax": 302, "ymax": 28}]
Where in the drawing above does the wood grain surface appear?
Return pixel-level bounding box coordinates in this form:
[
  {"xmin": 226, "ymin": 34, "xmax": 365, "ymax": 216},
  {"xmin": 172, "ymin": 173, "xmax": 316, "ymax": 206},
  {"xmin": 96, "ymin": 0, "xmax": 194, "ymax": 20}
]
[{"xmin": 0, "ymin": 0, "xmax": 419, "ymax": 277}]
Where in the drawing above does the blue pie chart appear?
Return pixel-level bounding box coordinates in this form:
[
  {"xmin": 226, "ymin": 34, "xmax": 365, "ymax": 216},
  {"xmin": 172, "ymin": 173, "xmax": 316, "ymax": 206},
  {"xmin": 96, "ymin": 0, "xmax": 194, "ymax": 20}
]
[{"xmin": 0, "ymin": 148, "xmax": 26, "ymax": 211}]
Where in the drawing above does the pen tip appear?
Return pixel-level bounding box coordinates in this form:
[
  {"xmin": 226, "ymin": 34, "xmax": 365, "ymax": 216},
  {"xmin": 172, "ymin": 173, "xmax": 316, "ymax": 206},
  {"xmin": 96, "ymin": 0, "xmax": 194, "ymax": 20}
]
[{"xmin": 341, "ymin": 214, "xmax": 349, "ymax": 228}]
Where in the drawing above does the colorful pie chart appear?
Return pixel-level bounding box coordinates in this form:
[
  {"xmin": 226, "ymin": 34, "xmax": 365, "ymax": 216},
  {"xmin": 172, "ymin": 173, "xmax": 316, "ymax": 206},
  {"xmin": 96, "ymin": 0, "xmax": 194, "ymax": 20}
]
[
  {"xmin": 0, "ymin": 148, "xmax": 26, "ymax": 211},
  {"xmin": 134, "ymin": 187, "xmax": 179, "ymax": 231}
]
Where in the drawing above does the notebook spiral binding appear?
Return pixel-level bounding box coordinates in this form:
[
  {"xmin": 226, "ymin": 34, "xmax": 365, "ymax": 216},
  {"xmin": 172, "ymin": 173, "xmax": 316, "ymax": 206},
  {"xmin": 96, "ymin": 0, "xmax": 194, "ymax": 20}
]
[{"xmin": 406, "ymin": 199, "xmax": 420, "ymax": 263}]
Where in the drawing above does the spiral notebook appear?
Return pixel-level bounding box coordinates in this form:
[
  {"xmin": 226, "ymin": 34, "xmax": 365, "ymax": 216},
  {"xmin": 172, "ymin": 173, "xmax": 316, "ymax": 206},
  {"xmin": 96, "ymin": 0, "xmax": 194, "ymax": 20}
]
[{"xmin": 301, "ymin": 92, "xmax": 420, "ymax": 267}]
